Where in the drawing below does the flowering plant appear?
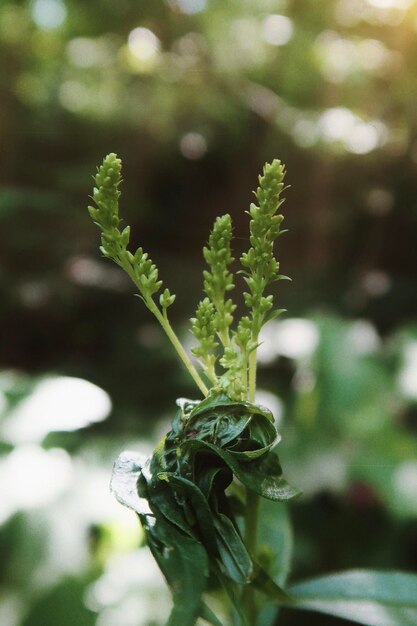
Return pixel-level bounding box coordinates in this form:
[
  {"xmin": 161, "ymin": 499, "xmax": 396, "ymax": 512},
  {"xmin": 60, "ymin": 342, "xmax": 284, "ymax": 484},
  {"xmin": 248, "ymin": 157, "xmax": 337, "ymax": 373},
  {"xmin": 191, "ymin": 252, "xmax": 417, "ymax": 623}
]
[{"xmin": 89, "ymin": 154, "xmax": 417, "ymax": 626}]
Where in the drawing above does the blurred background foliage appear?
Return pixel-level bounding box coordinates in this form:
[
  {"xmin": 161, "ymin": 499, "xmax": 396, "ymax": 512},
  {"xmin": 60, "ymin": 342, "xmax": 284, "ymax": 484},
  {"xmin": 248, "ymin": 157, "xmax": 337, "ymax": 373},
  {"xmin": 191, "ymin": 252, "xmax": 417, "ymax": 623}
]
[{"xmin": 0, "ymin": 0, "xmax": 417, "ymax": 624}]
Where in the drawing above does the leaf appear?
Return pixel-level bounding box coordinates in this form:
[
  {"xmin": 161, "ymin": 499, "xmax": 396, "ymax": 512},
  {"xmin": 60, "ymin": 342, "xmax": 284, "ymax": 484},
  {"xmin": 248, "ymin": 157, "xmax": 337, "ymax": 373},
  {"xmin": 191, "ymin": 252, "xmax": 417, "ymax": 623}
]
[
  {"xmin": 247, "ymin": 412, "xmax": 279, "ymax": 450},
  {"xmin": 257, "ymin": 499, "xmax": 293, "ymax": 587},
  {"xmin": 186, "ymin": 394, "xmax": 277, "ymax": 453},
  {"xmin": 182, "ymin": 440, "xmax": 300, "ymax": 502},
  {"xmin": 187, "ymin": 393, "xmax": 250, "ymax": 418},
  {"xmin": 197, "ymin": 464, "xmax": 233, "ymax": 501},
  {"xmin": 144, "ymin": 514, "xmax": 208, "ymax": 626},
  {"xmin": 251, "ymin": 565, "xmax": 292, "ymax": 604},
  {"xmin": 22, "ymin": 577, "xmax": 96, "ymax": 626},
  {"xmin": 235, "ymin": 452, "xmax": 301, "ymax": 501},
  {"xmin": 213, "ymin": 565, "xmax": 250, "ymax": 626},
  {"xmin": 111, "ymin": 451, "xmax": 209, "ymax": 626},
  {"xmin": 159, "ymin": 472, "xmax": 219, "ymax": 554},
  {"xmin": 186, "ymin": 410, "xmax": 251, "ymax": 449},
  {"xmin": 212, "ymin": 510, "xmax": 253, "ymax": 584},
  {"xmin": 199, "ymin": 602, "xmax": 226, "ymax": 626},
  {"xmin": 110, "ymin": 450, "xmax": 151, "ymax": 515},
  {"xmin": 255, "ymin": 500, "xmax": 294, "ymax": 626},
  {"xmin": 227, "ymin": 412, "xmax": 278, "ymax": 460},
  {"xmin": 188, "ymin": 393, "xmax": 275, "ymax": 426},
  {"xmin": 288, "ymin": 570, "xmax": 417, "ymax": 626},
  {"xmin": 147, "ymin": 477, "xmax": 194, "ymax": 538}
]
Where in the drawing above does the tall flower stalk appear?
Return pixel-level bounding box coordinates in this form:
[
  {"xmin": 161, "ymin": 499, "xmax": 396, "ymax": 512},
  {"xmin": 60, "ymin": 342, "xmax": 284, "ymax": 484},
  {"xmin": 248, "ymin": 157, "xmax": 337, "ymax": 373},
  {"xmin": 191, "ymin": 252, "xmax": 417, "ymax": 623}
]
[
  {"xmin": 88, "ymin": 153, "xmax": 208, "ymax": 396},
  {"xmin": 89, "ymin": 154, "xmax": 288, "ymax": 404}
]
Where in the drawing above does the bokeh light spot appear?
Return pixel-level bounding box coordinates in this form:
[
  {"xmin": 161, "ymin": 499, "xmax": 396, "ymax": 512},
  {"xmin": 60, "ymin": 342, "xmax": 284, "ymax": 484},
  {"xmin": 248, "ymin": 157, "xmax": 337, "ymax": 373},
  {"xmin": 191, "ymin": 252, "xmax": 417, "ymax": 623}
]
[
  {"xmin": 366, "ymin": 0, "xmax": 413, "ymax": 8},
  {"xmin": 262, "ymin": 15, "xmax": 293, "ymax": 46},
  {"xmin": 128, "ymin": 27, "xmax": 160, "ymax": 62},
  {"xmin": 258, "ymin": 319, "xmax": 319, "ymax": 363},
  {"xmin": 179, "ymin": 132, "xmax": 207, "ymax": 159},
  {"xmin": 361, "ymin": 270, "xmax": 392, "ymax": 296},
  {"xmin": 255, "ymin": 390, "xmax": 284, "ymax": 426},
  {"xmin": 2, "ymin": 376, "xmax": 112, "ymax": 444},
  {"xmin": 0, "ymin": 446, "xmax": 73, "ymax": 522},
  {"xmin": 318, "ymin": 107, "xmax": 386, "ymax": 153},
  {"xmin": 168, "ymin": 0, "xmax": 206, "ymax": 14},
  {"xmin": 59, "ymin": 80, "xmax": 89, "ymax": 112},
  {"xmin": 67, "ymin": 37, "xmax": 112, "ymax": 68},
  {"xmin": 31, "ymin": 0, "xmax": 67, "ymax": 30},
  {"xmin": 346, "ymin": 122, "xmax": 381, "ymax": 154},
  {"xmin": 398, "ymin": 341, "xmax": 417, "ymax": 399}
]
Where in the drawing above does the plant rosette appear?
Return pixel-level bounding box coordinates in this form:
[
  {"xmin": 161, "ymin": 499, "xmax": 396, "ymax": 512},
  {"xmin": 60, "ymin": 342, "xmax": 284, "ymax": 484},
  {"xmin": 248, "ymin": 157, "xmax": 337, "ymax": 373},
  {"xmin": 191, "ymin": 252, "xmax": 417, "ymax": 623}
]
[{"xmin": 111, "ymin": 393, "xmax": 299, "ymax": 626}]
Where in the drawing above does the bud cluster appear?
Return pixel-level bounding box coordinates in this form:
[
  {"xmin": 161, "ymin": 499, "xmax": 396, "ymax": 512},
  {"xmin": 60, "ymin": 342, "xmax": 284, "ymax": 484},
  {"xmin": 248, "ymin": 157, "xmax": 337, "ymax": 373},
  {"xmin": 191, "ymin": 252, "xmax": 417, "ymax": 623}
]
[
  {"xmin": 89, "ymin": 153, "xmax": 289, "ymax": 400},
  {"xmin": 241, "ymin": 159, "xmax": 287, "ymax": 334},
  {"xmin": 89, "ymin": 153, "xmax": 172, "ymax": 305},
  {"xmin": 202, "ymin": 214, "xmax": 235, "ymax": 342},
  {"xmin": 190, "ymin": 298, "xmax": 218, "ymax": 383}
]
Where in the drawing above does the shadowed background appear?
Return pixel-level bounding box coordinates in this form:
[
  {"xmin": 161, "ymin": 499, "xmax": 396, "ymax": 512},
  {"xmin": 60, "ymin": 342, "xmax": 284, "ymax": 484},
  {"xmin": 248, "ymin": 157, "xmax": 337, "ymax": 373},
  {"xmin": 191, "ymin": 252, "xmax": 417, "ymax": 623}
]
[{"xmin": 1, "ymin": 0, "xmax": 417, "ymax": 625}]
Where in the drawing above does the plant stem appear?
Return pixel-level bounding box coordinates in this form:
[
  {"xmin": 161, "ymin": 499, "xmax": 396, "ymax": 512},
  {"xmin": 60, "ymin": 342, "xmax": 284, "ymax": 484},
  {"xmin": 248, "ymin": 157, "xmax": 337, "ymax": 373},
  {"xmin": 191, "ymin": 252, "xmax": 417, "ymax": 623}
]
[
  {"xmin": 248, "ymin": 347, "xmax": 257, "ymax": 403},
  {"xmin": 244, "ymin": 335, "xmax": 259, "ymax": 622},
  {"xmin": 219, "ymin": 327, "xmax": 231, "ymax": 349},
  {"xmin": 124, "ymin": 261, "xmax": 209, "ymax": 396},
  {"xmin": 204, "ymin": 360, "xmax": 218, "ymax": 386},
  {"xmin": 243, "ymin": 488, "xmax": 260, "ymax": 624},
  {"xmin": 150, "ymin": 302, "xmax": 209, "ymax": 396}
]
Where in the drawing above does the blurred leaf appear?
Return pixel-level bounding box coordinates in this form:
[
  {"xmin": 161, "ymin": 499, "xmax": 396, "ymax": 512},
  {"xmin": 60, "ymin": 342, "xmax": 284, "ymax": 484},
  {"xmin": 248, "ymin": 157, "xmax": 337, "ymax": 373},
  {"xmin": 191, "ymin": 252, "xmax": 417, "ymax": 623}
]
[
  {"xmin": 200, "ymin": 602, "xmax": 226, "ymax": 626},
  {"xmin": 22, "ymin": 577, "xmax": 96, "ymax": 626},
  {"xmin": 288, "ymin": 570, "xmax": 417, "ymax": 626},
  {"xmin": 255, "ymin": 500, "xmax": 293, "ymax": 626}
]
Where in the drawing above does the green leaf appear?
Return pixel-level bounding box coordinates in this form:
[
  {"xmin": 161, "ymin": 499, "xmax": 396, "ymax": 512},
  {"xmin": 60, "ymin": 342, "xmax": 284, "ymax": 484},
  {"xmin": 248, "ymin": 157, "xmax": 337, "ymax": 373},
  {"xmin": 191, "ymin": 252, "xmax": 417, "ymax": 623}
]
[
  {"xmin": 213, "ymin": 566, "xmax": 250, "ymax": 626},
  {"xmin": 251, "ymin": 566, "xmax": 292, "ymax": 604},
  {"xmin": 144, "ymin": 514, "xmax": 208, "ymax": 626},
  {"xmin": 226, "ymin": 413, "xmax": 278, "ymax": 460},
  {"xmin": 159, "ymin": 473, "xmax": 219, "ymax": 554},
  {"xmin": 22, "ymin": 577, "xmax": 96, "ymax": 626},
  {"xmin": 212, "ymin": 509, "xmax": 253, "ymax": 584},
  {"xmin": 182, "ymin": 440, "xmax": 300, "ymax": 502},
  {"xmin": 185, "ymin": 394, "xmax": 279, "ymax": 459},
  {"xmin": 257, "ymin": 499, "xmax": 293, "ymax": 587},
  {"xmin": 161, "ymin": 471, "xmax": 253, "ymax": 585},
  {"xmin": 197, "ymin": 464, "xmax": 233, "ymax": 501},
  {"xmin": 189, "ymin": 394, "xmax": 274, "ymax": 423},
  {"xmin": 186, "ymin": 408, "xmax": 251, "ymax": 450},
  {"xmin": 236, "ymin": 452, "xmax": 301, "ymax": 500},
  {"xmin": 288, "ymin": 570, "xmax": 417, "ymax": 626},
  {"xmin": 147, "ymin": 478, "xmax": 194, "ymax": 538},
  {"xmin": 255, "ymin": 501, "xmax": 293, "ymax": 626},
  {"xmin": 199, "ymin": 602, "xmax": 226, "ymax": 626},
  {"xmin": 111, "ymin": 451, "xmax": 210, "ymax": 626}
]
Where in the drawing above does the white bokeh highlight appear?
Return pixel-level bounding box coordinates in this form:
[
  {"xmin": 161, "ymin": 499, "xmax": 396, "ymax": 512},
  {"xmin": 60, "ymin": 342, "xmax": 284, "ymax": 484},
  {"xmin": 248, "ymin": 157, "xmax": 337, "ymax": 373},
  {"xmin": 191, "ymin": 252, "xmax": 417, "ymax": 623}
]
[
  {"xmin": 2, "ymin": 376, "xmax": 112, "ymax": 444},
  {"xmin": 258, "ymin": 318, "xmax": 319, "ymax": 364}
]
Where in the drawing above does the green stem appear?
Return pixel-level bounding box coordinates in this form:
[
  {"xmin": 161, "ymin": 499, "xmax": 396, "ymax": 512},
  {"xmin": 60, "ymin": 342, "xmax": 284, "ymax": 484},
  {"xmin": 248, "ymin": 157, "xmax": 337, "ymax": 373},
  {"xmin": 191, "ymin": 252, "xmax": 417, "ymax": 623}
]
[
  {"xmin": 151, "ymin": 303, "xmax": 209, "ymax": 396},
  {"xmin": 244, "ymin": 327, "xmax": 260, "ymax": 621},
  {"xmin": 203, "ymin": 358, "xmax": 218, "ymax": 386},
  {"xmin": 219, "ymin": 327, "xmax": 231, "ymax": 349},
  {"xmin": 123, "ymin": 260, "xmax": 209, "ymax": 396},
  {"xmin": 243, "ymin": 488, "xmax": 260, "ymax": 624},
  {"xmin": 248, "ymin": 347, "xmax": 257, "ymax": 403},
  {"xmin": 241, "ymin": 358, "xmax": 248, "ymax": 400}
]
